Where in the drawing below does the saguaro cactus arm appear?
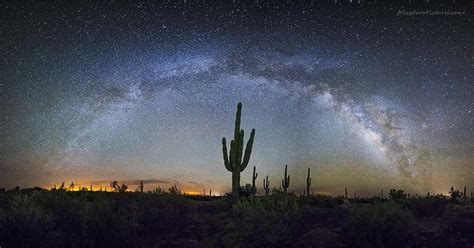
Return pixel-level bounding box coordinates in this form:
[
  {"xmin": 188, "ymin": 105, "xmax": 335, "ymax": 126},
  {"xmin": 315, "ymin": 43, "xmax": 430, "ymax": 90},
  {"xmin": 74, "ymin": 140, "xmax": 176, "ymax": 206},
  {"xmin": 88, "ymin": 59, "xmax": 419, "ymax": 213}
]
[
  {"xmin": 222, "ymin": 138, "xmax": 231, "ymax": 171},
  {"xmin": 241, "ymin": 129, "xmax": 255, "ymax": 172}
]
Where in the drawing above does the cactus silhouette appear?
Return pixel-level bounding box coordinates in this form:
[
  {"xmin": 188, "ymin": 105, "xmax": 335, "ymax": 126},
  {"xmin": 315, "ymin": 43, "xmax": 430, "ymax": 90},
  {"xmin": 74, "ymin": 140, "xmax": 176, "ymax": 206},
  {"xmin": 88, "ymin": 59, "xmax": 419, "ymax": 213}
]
[
  {"xmin": 251, "ymin": 166, "xmax": 258, "ymax": 195},
  {"xmin": 140, "ymin": 180, "xmax": 144, "ymax": 193},
  {"xmin": 111, "ymin": 181, "xmax": 128, "ymax": 193},
  {"xmin": 222, "ymin": 102, "xmax": 256, "ymax": 203},
  {"xmin": 345, "ymin": 187, "xmax": 348, "ymax": 199},
  {"xmin": 306, "ymin": 168, "xmax": 311, "ymax": 196},
  {"xmin": 281, "ymin": 164, "xmax": 290, "ymax": 193},
  {"xmin": 263, "ymin": 176, "xmax": 270, "ymax": 196},
  {"xmin": 463, "ymin": 186, "xmax": 466, "ymax": 198}
]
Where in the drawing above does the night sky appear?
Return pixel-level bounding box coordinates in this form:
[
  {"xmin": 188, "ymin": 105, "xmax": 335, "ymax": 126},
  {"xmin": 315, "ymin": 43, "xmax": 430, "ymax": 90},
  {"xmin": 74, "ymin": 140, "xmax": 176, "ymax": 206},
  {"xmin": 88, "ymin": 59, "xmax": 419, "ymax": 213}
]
[{"xmin": 0, "ymin": 1, "xmax": 472, "ymax": 195}]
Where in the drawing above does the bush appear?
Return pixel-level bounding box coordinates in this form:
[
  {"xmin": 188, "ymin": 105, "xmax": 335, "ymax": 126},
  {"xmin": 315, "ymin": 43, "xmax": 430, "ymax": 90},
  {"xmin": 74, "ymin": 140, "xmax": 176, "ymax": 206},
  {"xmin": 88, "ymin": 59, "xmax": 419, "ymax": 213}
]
[
  {"xmin": 0, "ymin": 193, "xmax": 59, "ymax": 247},
  {"xmin": 226, "ymin": 192, "xmax": 302, "ymax": 247},
  {"xmin": 0, "ymin": 190, "xmax": 191, "ymax": 247},
  {"xmin": 345, "ymin": 201, "xmax": 413, "ymax": 248},
  {"xmin": 301, "ymin": 194, "xmax": 339, "ymax": 207},
  {"xmin": 389, "ymin": 189, "xmax": 407, "ymax": 201},
  {"xmin": 404, "ymin": 196, "xmax": 447, "ymax": 218}
]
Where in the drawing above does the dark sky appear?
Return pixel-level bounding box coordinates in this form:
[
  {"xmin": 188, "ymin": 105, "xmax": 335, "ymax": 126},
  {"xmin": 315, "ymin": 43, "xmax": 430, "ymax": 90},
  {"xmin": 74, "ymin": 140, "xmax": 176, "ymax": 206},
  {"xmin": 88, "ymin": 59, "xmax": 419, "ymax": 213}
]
[{"xmin": 0, "ymin": 0, "xmax": 472, "ymax": 195}]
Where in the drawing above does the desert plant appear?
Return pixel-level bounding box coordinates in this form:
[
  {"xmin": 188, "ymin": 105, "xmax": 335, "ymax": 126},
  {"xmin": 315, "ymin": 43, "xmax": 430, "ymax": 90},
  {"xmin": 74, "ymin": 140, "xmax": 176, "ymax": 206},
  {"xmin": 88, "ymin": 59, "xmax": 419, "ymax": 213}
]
[
  {"xmin": 168, "ymin": 185, "xmax": 181, "ymax": 195},
  {"xmin": 231, "ymin": 192, "xmax": 301, "ymax": 246},
  {"xmin": 222, "ymin": 102, "xmax": 256, "ymax": 203},
  {"xmin": 405, "ymin": 195, "xmax": 447, "ymax": 218},
  {"xmin": 389, "ymin": 189, "xmax": 407, "ymax": 201},
  {"xmin": 0, "ymin": 193, "xmax": 58, "ymax": 247},
  {"xmin": 139, "ymin": 180, "xmax": 144, "ymax": 193},
  {"xmin": 111, "ymin": 181, "xmax": 128, "ymax": 193},
  {"xmin": 263, "ymin": 176, "xmax": 270, "ymax": 196},
  {"xmin": 281, "ymin": 164, "xmax": 290, "ymax": 193},
  {"xmin": 306, "ymin": 168, "xmax": 311, "ymax": 196},
  {"xmin": 346, "ymin": 201, "xmax": 413, "ymax": 247},
  {"xmin": 251, "ymin": 166, "xmax": 258, "ymax": 195},
  {"xmin": 449, "ymin": 187, "xmax": 461, "ymax": 201},
  {"xmin": 151, "ymin": 186, "xmax": 164, "ymax": 194}
]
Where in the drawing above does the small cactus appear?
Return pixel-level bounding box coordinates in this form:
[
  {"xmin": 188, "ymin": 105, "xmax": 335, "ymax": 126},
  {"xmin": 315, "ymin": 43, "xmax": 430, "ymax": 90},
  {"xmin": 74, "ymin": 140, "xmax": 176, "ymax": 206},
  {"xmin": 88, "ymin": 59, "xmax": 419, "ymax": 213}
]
[
  {"xmin": 263, "ymin": 176, "xmax": 270, "ymax": 196},
  {"xmin": 251, "ymin": 166, "xmax": 258, "ymax": 195},
  {"xmin": 463, "ymin": 186, "xmax": 467, "ymax": 198},
  {"xmin": 140, "ymin": 180, "xmax": 144, "ymax": 193},
  {"xmin": 281, "ymin": 164, "xmax": 290, "ymax": 193},
  {"xmin": 345, "ymin": 187, "xmax": 348, "ymax": 199},
  {"xmin": 306, "ymin": 168, "xmax": 312, "ymax": 196}
]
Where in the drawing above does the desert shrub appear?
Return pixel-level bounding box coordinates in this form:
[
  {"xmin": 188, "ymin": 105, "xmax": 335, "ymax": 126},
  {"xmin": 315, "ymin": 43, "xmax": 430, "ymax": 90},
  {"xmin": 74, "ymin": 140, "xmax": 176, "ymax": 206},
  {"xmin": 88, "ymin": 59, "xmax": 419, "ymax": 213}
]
[
  {"xmin": 301, "ymin": 194, "xmax": 339, "ymax": 207},
  {"xmin": 449, "ymin": 187, "xmax": 463, "ymax": 202},
  {"xmin": 389, "ymin": 189, "xmax": 407, "ymax": 201},
  {"xmin": 405, "ymin": 196, "xmax": 447, "ymax": 218},
  {"xmin": 227, "ymin": 192, "xmax": 301, "ymax": 247},
  {"xmin": 0, "ymin": 193, "xmax": 59, "ymax": 247},
  {"xmin": 345, "ymin": 201, "xmax": 413, "ymax": 248},
  {"xmin": 0, "ymin": 190, "xmax": 191, "ymax": 247}
]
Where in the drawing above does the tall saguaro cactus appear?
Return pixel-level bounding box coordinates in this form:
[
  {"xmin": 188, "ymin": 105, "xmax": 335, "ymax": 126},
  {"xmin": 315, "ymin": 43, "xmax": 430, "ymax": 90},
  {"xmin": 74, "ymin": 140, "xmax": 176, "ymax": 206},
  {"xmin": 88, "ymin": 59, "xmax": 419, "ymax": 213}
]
[
  {"xmin": 251, "ymin": 166, "xmax": 258, "ymax": 195},
  {"xmin": 281, "ymin": 164, "xmax": 290, "ymax": 192},
  {"xmin": 263, "ymin": 176, "xmax": 270, "ymax": 196},
  {"xmin": 222, "ymin": 103, "xmax": 256, "ymax": 203},
  {"xmin": 306, "ymin": 168, "xmax": 312, "ymax": 196}
]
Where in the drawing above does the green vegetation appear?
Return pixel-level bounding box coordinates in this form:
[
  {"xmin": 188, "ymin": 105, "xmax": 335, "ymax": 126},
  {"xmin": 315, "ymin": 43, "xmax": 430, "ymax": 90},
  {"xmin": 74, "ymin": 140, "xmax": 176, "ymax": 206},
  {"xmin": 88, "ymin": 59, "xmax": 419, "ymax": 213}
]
[
  {"xmin": 0, "ymin": 188, "xmax": 189, "ymax": 248},
  {"xmin": 346, "ymin": 201, "xmax": 413, "ymax": 248},
  {"xmin": 0, "ymin": 186, "xmax": 472, "ymax": 247},
  {"xmin": 229, "ymin": 192, "xmax": 301, "ymax": 246}
]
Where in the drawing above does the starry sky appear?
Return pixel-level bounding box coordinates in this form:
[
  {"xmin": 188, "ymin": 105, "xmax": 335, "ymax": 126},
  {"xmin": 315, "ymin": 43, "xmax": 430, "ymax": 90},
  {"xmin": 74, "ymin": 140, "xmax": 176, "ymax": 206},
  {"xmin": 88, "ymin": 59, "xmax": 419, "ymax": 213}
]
[{"xmin": 0, "ymin": 1, "xmax": 472, "ymax": 195}]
